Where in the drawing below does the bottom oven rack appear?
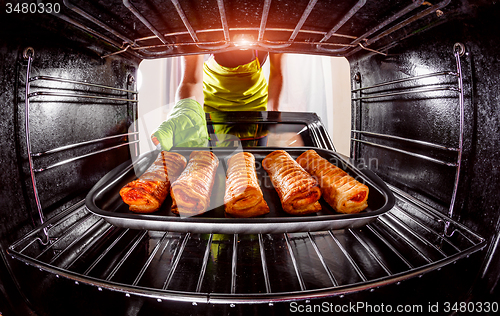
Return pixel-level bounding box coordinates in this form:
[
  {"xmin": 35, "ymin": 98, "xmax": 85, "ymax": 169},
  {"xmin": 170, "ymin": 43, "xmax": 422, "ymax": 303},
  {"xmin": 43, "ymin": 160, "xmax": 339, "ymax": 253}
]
[{"xmin": 8, "ymin": 186, "xmax": 485, "ymax": 305}]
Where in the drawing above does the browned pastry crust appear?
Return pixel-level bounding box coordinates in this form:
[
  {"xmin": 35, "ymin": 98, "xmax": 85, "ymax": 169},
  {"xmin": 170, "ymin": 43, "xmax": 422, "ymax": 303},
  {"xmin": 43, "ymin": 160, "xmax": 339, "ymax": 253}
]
[
  {"xmin": 170, "ymin": 151, "xmax": 219, "ymax": 217},
  {"xmin": 296, "ymin": 150, "xmax": 369, "ymax": 214},
  {"xmin": 262, "ymin": 150, "xmax": 322, "ymax": 215},
  {"xmin": 224, "ymin": 152, "xmax": 270, "ymax": 218},
  {"xmin": 119, "ymin": 151, "xmax": 187, "ymax": 213}
]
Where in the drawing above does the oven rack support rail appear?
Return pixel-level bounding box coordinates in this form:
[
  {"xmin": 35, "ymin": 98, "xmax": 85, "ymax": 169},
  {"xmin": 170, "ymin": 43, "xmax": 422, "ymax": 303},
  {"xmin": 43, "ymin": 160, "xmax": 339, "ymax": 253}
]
[
  {"xmin": 22, "ymin": 47, "xmax": 139, "ymax": 243},
  {"xmin": 47, "ymin": 0, "xmax": 451, "ymax": 58},
  {"xmin": 351, "ymin": 43, "xmax": 466, "ymax": 226},
  {"xmin": 8, "ymin": 188, "xmax": 485, "ymax": 305}
]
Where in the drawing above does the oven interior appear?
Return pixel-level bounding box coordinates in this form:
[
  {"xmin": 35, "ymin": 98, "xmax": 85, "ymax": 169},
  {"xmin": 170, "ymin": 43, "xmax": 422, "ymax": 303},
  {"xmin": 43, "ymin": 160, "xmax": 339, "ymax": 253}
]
[{"xmin": 1, "ymin": 1, "xmax": 499, "ymax": 315}]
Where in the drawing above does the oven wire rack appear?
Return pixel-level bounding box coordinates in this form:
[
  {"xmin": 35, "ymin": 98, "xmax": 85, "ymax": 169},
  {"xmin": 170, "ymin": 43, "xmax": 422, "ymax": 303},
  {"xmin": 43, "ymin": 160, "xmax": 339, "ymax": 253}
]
[
  {"xmin": 50, "ymin": 0, "xmax": 452, "ymax": 58},
  {"xmin": 22, "ymin": 47, "xmax": 139, "ymax": 243},
  {"xmin": 8, "ymin": 187, "xmax": 485, "ymax": 304},
  {"xmin": 351, "ymin": 43, "xmax": 466, "ymax": 228}
]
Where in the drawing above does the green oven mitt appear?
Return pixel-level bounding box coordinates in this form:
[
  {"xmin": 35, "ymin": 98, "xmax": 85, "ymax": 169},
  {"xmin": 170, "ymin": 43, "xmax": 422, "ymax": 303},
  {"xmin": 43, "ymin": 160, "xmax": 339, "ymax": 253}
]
[{"xmin": 151, "ymin": 98, "xmax": 209, "ymax": 150}]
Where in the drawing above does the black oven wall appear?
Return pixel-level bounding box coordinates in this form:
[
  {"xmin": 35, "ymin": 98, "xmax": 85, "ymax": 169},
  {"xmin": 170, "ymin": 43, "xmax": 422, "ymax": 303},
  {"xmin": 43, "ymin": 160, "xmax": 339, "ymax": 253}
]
[
  {"xmin": 0, "ymin": 12, "xmax": 139, "ymax": 315},
  {"xmin": 348, "ymin": 2, "xmax": 500, "ymax": 298}
]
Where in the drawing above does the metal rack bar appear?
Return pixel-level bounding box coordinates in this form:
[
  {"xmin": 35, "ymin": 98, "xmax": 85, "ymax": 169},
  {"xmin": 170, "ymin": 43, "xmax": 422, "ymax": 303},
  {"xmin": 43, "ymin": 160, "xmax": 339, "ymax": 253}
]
[
  {"xmin": 29, "ymin": 76, "xmax": 138, "ymax": 94},
  {"xmin": 376, "ymin": 218, "xmax": 433, "ymax": 264},
  {"xmin": 393, "ymin": 206, "xmax": 461, "ymax": 252},
  {"xmin": 347, "ymin": 0, "xmax": 452, "ymax": 57},
  {"xmin": 258, "ymin": 0, "xmax": 272, "ymax": 42},
  {"xmin": 23, "ymin": 48, "xmax": 48, "ymax": 244},
  {"xmin": 28, "ymin": 91, "xmax": 138, "ymax": 103},
  {"xmin": 100, "ymin": 44, "xmax": 166, "ymax": 59},
  {"xmin": 106, "ymin": 230, "xmax": 149, "ymax": 281},
  {"xmin": 123, "ymin": 0, "xmax": 169, "ymax": 45},
  {"xmin": 128, "ymin": 41, "xmax": 226, "ymax": 50},
  {"xmin": 134, "ymin": 27, "xmax": 355, "ymax": 44},
  {"xmin": 318, "ymin": 0, "xmax": 424, "ymax": 54},
  {"xmin": 385, "ymin": 212, "xmax": 448, "ymax": 258},
  {"xmin": 389, "ymin": 185, "xmax": 480, "ymax": 244},
  {"xmin": 351, "ymin": 71, "xmax": 458, "ymax": 92},
  {"xmin": 357, "ymin": 43, "xmax": 388, "ymax": 56},
  {"xmin": 18, "ymin": 236, "xmax": 44, "ymax": 256},
  {"xmin": 351, "ymin": 130, "xmax": 458, "ymax": 151},
  {"xmin": 289, "ymin": 0, "xmax": 318, "ymax": 41},
  {"xmin": 32, "ymin": 132, "xmax": 138, "ymax": 157},
  {"xmin": 216, "ymin": 0, "xmax": 230, "ymax": 43},
  {"xmin": 449, "ymin": 44, "xmax": 466, "ymax": 221},
  {"xmin": 316, "ymin": 0, "xmax": 366, "ymax": 51},
  {"xmin": 133, "ymin": 40, "xmax": 355, "ymax": 51},
  {"xmin": 365, "ymin": 224, "xmax": 414, "ymax": 269},
  {"xmin": 20, "ymin": 67, "xmax": 137, "ymax": 178},
  {"xmin": 196, "ymin": 233, "xmax": 213, "ymax": 293},
  {"xmin": 62, "ymin": 225, "xmax": 116, "ymax": 270},
  {"xmin": 352, "ymin": 45, "xmax": 466, "ymax": 225},
  {"xmin": 172, "ymin": 0, "xmax": 228, "ymax": 50},
  {"xmin": 258, "ymin": 234, "xmax": 272, "ymax": 294},
  {"xmin": 7, "ymin": 202, "xmax": 487, "ymax": 303},
  {"xmin": 312, "ymin": 122, "xmax": 336, "ymax": 151},
  {"xmin": 170, "ymin": 0, "xmax": 229, "ymax": 50},
  {"xmin": 307, "ymin": 233, "xmax": 338, "ymax": 287},
  {"xmin": 60, "ymin": 1, "xmax": 168, "ymax": 58},
  {"xmin": 328, "ymin": 230, "xmax": 367, "ymax": 282},
  {"xmin": 355, "ymin": 0, "xmax": 423, "ymax": 44},
  {"xmin": 258, "ymin": 0, "xmax": 318, "ymax": 49},
  {"xmin": 33, "ymin": 140, "xmax": 138, "ymax": 172},
  {"xmin": 56, "ymin": 0, "xmax": 404, "ymax": 56},
  {"xmin": 231, "ymin": 234, "xmax": 238, "ymax": 294},
  {"xmin": 284, "ymin": 233, "xmax": 306, "ymax": 291},
  {"xmin": 351, "ymin": 86, "xmax": 460, "ymax": 101},
  {"xmin": 63, "ymin": 0, "xmax": 135, "ymax": 46},
  {"xmin": 83, "ymin": 228, "xmax": 130, "ymax": 276},
  {"xmin": 441, "ymin": 222, "xmax": 475, "ymax": 245},
  {"xmin": 34, "ymin": 213, "xmax": 94, "ymax": 259},
  {"xmin": 389, "ymin": 188, "xmax": 447, "ymax": 223},
  {"xmin": 351, "ymin": 138, "xmax": 457, "ymax": 167},
  {"xmin": 54, "ymin": 0, "xmax": 450, "ymax": 58},
  {"xmin": 10, "ymin": 200, "xmax": 86, "ymax": 253},
  {"xmin": 163, "ymin": 233, "xmax": 191, "ymax": 290},
  {"xmin": 348, "ymin": 228, "xmax": 393, "ymax": 276},
  {"xmin": 48, "ymin": 218, "xmax": 110, "ymax": 265},
  {"xmin": 53, "ymin": 12, "xmax": 144, "ymax": 59},
  {"xmin": 133, "ymin": 232, "xmax": 171, "ymax": 287},
  {"xmin": 17, "ymin": 207, "xmax": 86, "ymax": 254},
  {"xmin": 169, "ymin": 0, "xmax": 199, "ymax": 44}
]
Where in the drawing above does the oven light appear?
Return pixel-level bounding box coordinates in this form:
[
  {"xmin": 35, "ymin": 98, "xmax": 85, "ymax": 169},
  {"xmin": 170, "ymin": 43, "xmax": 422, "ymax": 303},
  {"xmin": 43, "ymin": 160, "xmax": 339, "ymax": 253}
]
[
  {"xmin": 235, "ymin": 39, "xmax": 253, "ymax": 47},
  {"xmin": 233, "ymin": 34, "xmax": 256, "ymax": 48}
]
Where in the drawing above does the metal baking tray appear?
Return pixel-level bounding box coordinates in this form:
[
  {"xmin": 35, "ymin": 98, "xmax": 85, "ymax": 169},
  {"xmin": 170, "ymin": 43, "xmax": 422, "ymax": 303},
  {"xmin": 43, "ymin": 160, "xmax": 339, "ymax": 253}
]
[{"xmin": 85, "ymin": 147, "xmax": 395, "ymax": 234}]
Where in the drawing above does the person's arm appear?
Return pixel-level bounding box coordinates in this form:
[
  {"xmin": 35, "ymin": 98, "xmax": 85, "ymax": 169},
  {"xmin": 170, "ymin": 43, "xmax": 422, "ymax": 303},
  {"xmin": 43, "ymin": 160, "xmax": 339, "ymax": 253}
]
[
  {"xmin": 176, "ymin": 54, "xmax": 205, "ymax": 105},
  {"xmin": 151, "ymin": 54, "xmax": 207, "ymax": 149},
  {"xmin": 267, "ymin": 53, "xmax": 284, "ymax": 111}
]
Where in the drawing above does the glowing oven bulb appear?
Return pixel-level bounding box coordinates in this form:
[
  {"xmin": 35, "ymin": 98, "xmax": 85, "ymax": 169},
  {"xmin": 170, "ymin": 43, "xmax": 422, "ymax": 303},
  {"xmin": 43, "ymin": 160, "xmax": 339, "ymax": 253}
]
[{"xmin": 233, "ymin": 34, "xmax": 256, "ymax": 48}]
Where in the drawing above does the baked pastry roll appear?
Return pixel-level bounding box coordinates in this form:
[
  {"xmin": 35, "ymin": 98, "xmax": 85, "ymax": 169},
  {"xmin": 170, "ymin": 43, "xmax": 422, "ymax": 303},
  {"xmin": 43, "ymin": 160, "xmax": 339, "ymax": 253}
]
[
  {"xmin": 262, "ymin": 150, "xmax": 322, "ymax": 215},
  {"xmin": 224, "ymin": 152, "xmax": 270, "ymax": 218},
  {"xmin": 170, "ymin": 151, "xmax": 219, "ymax": 217},
  {"xmin": 119, "ymin": 151, "xmax": 187, "ymax": 213},
  {"xmin": 296, "ymin": 150, "xmax": 369, "ymax": 214}
]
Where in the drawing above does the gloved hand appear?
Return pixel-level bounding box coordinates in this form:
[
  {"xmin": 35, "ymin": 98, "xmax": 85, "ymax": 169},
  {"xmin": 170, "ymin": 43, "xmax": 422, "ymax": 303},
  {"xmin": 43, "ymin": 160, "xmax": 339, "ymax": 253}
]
[{"xmin": 151, "ymin": 98, "xmax": 209, "ymax": 150}]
